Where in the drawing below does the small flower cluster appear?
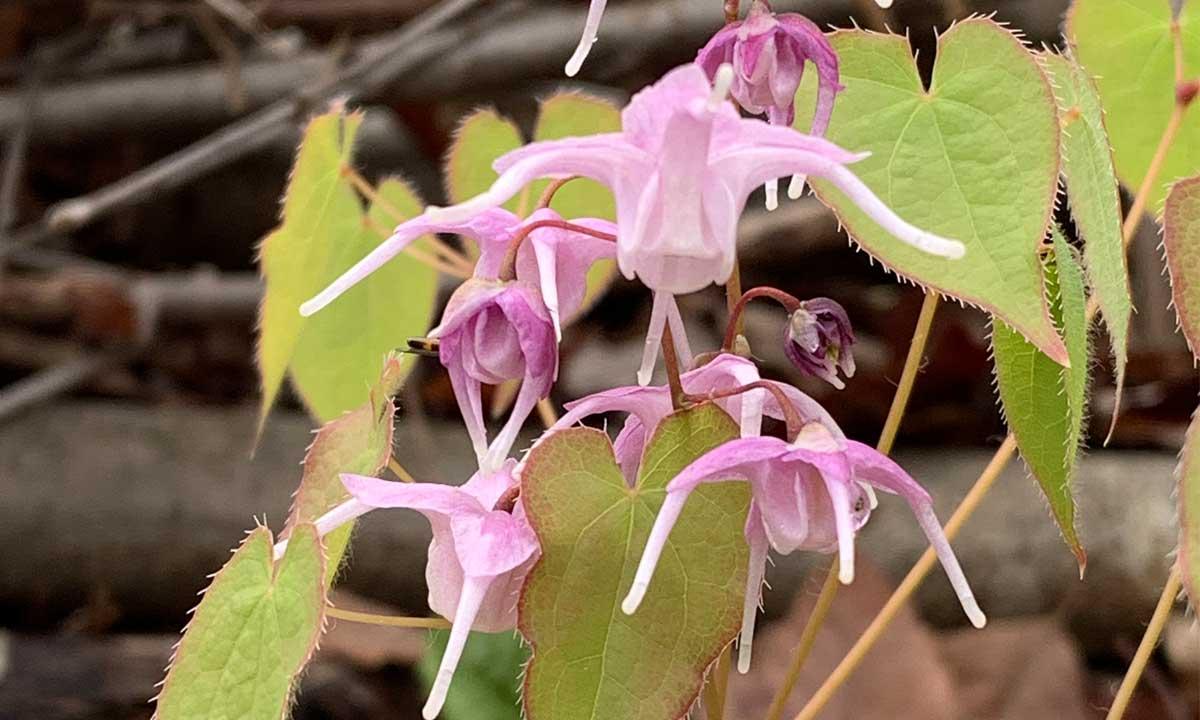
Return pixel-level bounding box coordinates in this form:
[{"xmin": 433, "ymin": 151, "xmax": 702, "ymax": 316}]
[{"xmin": 281, "ymin": 5, "xmax": 973, "ymax": 718}]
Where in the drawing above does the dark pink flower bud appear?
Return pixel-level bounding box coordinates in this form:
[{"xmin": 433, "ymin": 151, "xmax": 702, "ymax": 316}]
[
  {"xmin": 785, "ymin": 297, "xmax": 856, "ymax": 389},
  {"xmin": 437, "ymin": 278, "xmax": 557, "ymax": 474}
]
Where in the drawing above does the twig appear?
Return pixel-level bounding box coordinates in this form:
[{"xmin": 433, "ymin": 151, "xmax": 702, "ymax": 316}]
[
  {"xmin": 326, "ymin": 606, "xmax": 450, "ymax": 629},
  {"xmin": 0, "ymin": 352, "xmax": 123, "ymax": 423},
  {"xmin": 0, "ymin": 0, "xmax": 488, "ymax": 263}
]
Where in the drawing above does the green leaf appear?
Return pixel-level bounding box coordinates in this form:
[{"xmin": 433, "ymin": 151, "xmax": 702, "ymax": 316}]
[
  {"xmin": 519, "ymin": 404, "xmax": 749, "ymax": 720},
  {"xmin": 795, "ymin": 19, "xmax": 1067, "ymax": 364},
  {"xmin": 1042, "ymin": 52, "xmax": 1132, "ymax": 431},
  {"xmin": 417, "ymin": 631, "xmax": 527, "ymax": 720},
  {"xmin": 1176, "ymin": 408, "xmax": 1200, "ymax": 605},
  {"xmin": 1068, "ymin": 0, "xmax": 1200, "ymax": 212},
  {"xmin": 259, "ymin": 111, "xmax": 438, "ymax": 425},
  {"xmin": 285, "ymin": 355, "xmax": 402, "ymax": 584},
  {"xmin": 1163, "ymin": 175, "xmax": 1200, "ymax": 359},
  {"xmin": 992, "ymin": 230, "xmax": 1090, "ymax": 568},
  {"xmin": 445, "ymin": 108, "xmax": 524, "ymax": 211},
  {"xmin": 155, "ymin": 524, "xmax": 326, "ymax": 720},
  {"xmin": 288, "ymin": 177, "xmax": 437, "ymax": 421}
]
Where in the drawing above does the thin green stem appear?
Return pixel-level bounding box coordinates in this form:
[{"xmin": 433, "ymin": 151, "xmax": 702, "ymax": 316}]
[{"xmin": 1105, "ymin": 566, "xmax": 1182, "ymax": 720}]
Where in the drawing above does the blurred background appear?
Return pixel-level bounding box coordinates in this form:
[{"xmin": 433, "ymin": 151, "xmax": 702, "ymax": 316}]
[{"xmin": 0, "ymin": 0, "xmax": 1195, "ymax": 718}]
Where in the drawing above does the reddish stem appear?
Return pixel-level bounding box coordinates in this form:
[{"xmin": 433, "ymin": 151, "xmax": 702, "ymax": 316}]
[
  {"xmin": 535, "ymin": 176, "xmax": 580, "ymax": 210},
  {"xmin": 662, "ymin": 324, "xmax": 686, "ymax": 410},
  {"xmin": 684, "ymin": 379, "xmax": 803, "ymax": 442},
  {"xmin": 721, "ymin": 286, "xmax": 803, "ymax": 352},
  {"xmin": 498, "ymin": 219, "xmax": 616, "ymax": 282}
]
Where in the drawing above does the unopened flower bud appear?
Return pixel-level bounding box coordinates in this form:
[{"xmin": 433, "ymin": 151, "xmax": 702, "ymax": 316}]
[{"xmin": 784, "ymin": 297, "xmax": 856, "ymax": 388}]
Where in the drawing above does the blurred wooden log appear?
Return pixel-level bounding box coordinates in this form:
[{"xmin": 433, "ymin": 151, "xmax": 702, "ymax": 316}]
[{"xmin": 0, "ymin": 400, "xmax": 1181, "ymax": 653}]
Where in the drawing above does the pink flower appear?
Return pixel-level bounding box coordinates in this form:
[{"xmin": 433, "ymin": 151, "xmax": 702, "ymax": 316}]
[
  {"xmin": 274, "ymin": 460, "xmax": 539, "ymax": 720},
  {"xmin": 565, "ymin": 0, "xmax": 608, "ymax": 76},
  {"xmin": 436, "ymin": 278, "xmax": 557, "ymax": 474},
  {"xmin": 621, "ymin": 423, "xmax": 985, "ymax": 673},
  {"xmin": 423, "ymin": 64, "xmax": 963, "ymax": 381},
  {"xmin": 785, "ymin": 297, "xmax": 856, "ymax": 388},
  {"xmin": 300, "ymin": 208, "xmax": 616, "ymax": 473},
  {"xmin": 697, "ymin": 0, "xmax": 843, "ymax": 207},
  {"xmin": 549, "ymin": 353, "xmax": 843, "ymax": 484}
]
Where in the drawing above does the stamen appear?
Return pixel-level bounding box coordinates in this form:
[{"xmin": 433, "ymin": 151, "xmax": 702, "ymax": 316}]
[
  {"xmin": 708, "ymin": 63, "xmax": 735, "ymax": 111},
  {"xmin": 912, "ymin": 502, "xmax": 987, "ymax": 628},
  {"xmin": 637, "ymin": 292, "xmax": 672, "ymax": 386},
  {"xmin": 565, "ymin": 0, "xmax": 608, "ymax": 77}
]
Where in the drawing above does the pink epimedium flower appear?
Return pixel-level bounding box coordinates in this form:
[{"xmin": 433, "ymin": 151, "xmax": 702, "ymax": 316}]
[
  {"xmin": 621, "ymin": 423, "xmax": 985, "ymax": 674},
  {"xmin": 565, "ymin": 0, "xmax": 608, "ymax": 76},
  {"xmin": 273, "ymin": 460, "xmax": 539, "ymax": 720},
  {"xmin": 697, "ymin": 0, "xmax": 843, "ymax": 207},
  {"xmin": 548, "ymin": 353, "xmax": 843, "ymax": 484},
  {"xmin": 422, "ymin": 63, "xmax": 964, "ymax": 382},
  {"xmin": 436, "ymin": 278, "xmax": 557, "ymax": 475},
  {"xmin": 785, "ymin": 297, "xmax": 856, "ymax": 388},
  {"xmin": 299, "ymin": 208, "xmax": 616, "ymax": 474}
]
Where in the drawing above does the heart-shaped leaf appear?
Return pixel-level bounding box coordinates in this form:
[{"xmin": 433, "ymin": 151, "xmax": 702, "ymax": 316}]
[
  {"xmin": 445, "ymin": 108, "xmax": 524, "ymax": 212},
  {"xmin": 1068, "ymin": 0, "xmax": 1200, "ymax": 211},
  {"xmin": 1042, "ymin": 52, "xmax": 1132, "ymax": 428},
  {"xmin": 259, "ymin": 111, "xmax": 437, "ymax": 425},
  {"xmin": 992, "ymin": 229, "xmax": 1090, "ymax": 568},
  {"xmin": 519, "ymin": 404, "xmax": 749, "ymax": 720},
  {"xmin": 795, "ymin": 19, "xmax": 1066, "ymax": 364},
  {"xmin": 284, "ymin": 354, "xmax": 403, "ymax": 584},
  {"xmin": 154, "ymin": 524, "xmax": 325, "ymax": 720},
  {"xmin": 1164, "ymin": 175, "xmax": 1200, "ymax": 359}
]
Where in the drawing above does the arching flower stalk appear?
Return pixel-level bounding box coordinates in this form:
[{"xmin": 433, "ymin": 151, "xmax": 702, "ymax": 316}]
[
  {"xmin": 273, "ymin": 461, "xmax": 539, "ymax": 720},
  {"xmin": 621, "ymin": 423, "xmax": 986, "ymax": 674},
  {"xmin": 300, "ymin": 208, "xmax": 616, "ymax": 474},
  {"xmin": 423, "ymin": 63, "xmax": 965, "ymax": 385},
  {"xmin": 697, "ymin": 0, "xmax": 844, "ymax": 208}
]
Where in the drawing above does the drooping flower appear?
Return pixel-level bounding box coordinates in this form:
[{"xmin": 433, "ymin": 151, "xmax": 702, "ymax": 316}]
[
  {"xmin": 300, "ymin": 208, "xmax": 616, "ymax": 474},
  {"xmin": 621, "ymin": 422, "xmax": 985, "ymax": 674},
  {"xmin": 785, "ymin": 297, "xmax": 856, "ymax": 388},
  {"xmin": 436, "ymin": 278, "xmax": 557, "ymax": 475},
  {"xmin": 697, "ymin": 0, "xmax": 843, "ymax": 208},
  {"xmin": 548, "ymin": 352, "xmax": 843, "ymax": 484},
  {"xmin": 423, "ymin": 63, "xmax": 964, "ymax": 383},
  {"xmin": 273, "ymin": 460, "xmax": 539, "ymax": 720},
  {"xmin": 566, "ymin": 0, "xmax": 608, "ymax": 76}
]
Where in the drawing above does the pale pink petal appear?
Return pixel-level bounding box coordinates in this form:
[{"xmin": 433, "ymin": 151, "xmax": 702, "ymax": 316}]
[
  {"xmin": 271, "ymin": 497, "xmax": 373, "ymax": 560},
  {"xmin": 423, "ymin": 574, "xmax": 493, "ymax": 720},
  {"xmin": 711, "ymin": 147, "xmax": 965, "ymax": 259},
  {"xmin": 821, "ymin": 472, "xmax": 857, "ymax": 583},
  {"xmin": 761, "ymin": 380, "xmax": 846, "ymax": 440},
  {"xmin": 737, "ymin": 508, "xmax": 770, "ymax": 673},
  {"xmin": 565, "ymin": 0, "xmax": 608, "ymax": 76},
  {"xmin": 665, "ymin": 436, "xmax": 792, "ymax": 495},
  {"xmin": 844, "ymin": 441, "xmax": 985, "ymax": 627},
  {"xmin": 622, "ymin": 490, "xmax": 689, "ymax": 614},
  {"xmin": 446, "ymin": 359, "xmax": 488, "ymax": 467},
  {"xmin": 612, "ymin": 416, "xmax": 648, "ymax": 486},
  {"xmin": 425, "ymin": 135, "xmax": 646, "ymax": 225},
  {"xmin": 663, "ymin": 293, "xmax": 694, "ymax": 370},
  {"xmin": 340, "ymin": 473, "xmax": 481, "ymax": 516},
  {"xmin": 450, "ymin": 512, "xmax": 540, "ymax": 578}
]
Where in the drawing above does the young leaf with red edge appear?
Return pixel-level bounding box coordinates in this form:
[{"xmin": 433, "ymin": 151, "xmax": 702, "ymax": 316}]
[{"xmin": 1163, "ymin": 175, "xmax": 1200, "ymax": 359}]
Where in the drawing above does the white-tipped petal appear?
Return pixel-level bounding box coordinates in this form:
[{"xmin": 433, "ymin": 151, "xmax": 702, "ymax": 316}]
[
  {"xmin": 825, "ymin": 165, "xmax": 966, "ymax": 259},
  {"xmin": 738, "ymin": 523, "xmax": 770, "ymax": 674},
  {"xmin": 565, "ymin": 0, "xmax": 608, "ymax": 76},
  {"xmin": 875, "ymin": 0, "xmax": 894, "ymax": 7},
  {"xmin": 787, "ymin": 173, "xmax": 807, "ymax": 200},
  {"xmin": 622, "ymin": 492, "xmax": 689, "ymax": 614},
  {"xmin": 422, "ymin": 575, "xmax": 491, "ymax": 720},
  {"xmin": 911, "ymin": 502, "xmax": 986, "ymax": 628},
  {"xmin": 273, "ymin": 498, "xmax": 372, "ymax": 560},
  {"xmin": 664, "ymin": 294, "xmax": 694, "ymax": 371}
]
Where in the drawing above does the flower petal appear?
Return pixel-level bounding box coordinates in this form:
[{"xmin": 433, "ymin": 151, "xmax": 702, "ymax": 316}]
[
  {"xmin": 737, "ymin": 509, "xmax": 770, "ymax": 674},
  {"xmin": 565, "ymin": 0, "xmax": 608, "ymax": 76},
  {"xmin": 622, "ymin": 489, "xmax": 689, "ymax": 615},
  {"xmin": 422, "ymin": 574, "xmax": 493, "ymax": 719}
]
